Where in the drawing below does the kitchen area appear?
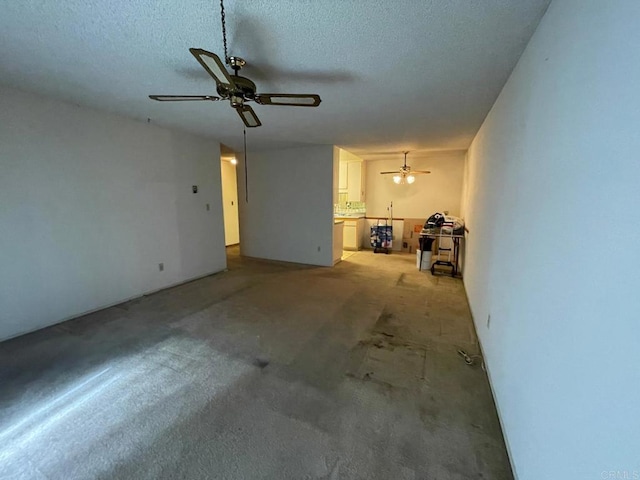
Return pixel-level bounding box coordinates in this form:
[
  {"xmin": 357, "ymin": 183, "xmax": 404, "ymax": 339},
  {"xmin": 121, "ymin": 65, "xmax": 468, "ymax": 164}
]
[
  {"xmin": 333, "ymin": 149, "xmax": 371, "ymax": 264},
  {"xmin": 332, "ymin": 147, "xmax": 466, "ymax": 268},
  {"xmin": 333, "ymin": 148, "xmax": 408, "ymax": 264}
]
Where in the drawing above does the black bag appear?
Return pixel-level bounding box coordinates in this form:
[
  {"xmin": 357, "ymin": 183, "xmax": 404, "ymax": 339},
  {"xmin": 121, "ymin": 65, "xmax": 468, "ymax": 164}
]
[{"xmin": 425, "ymin": 212, "xmax": 445, "ymax": 229}]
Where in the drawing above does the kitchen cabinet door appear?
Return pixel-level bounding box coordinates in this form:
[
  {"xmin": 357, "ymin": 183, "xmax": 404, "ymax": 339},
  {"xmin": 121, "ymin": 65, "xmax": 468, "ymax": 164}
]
[
  {"xmin": 339, "ymin": 162, "xmax": 348, "ymax": 191},
  {"xmin": 343, "ymin": 223, "xmax": 358, "ymax": 250},
  {"xmin": 355, "ymin": 218, "xmax": 364, "ymax": 249},
  {"xmin": 347, "ymin": 161, "xmax": 362, "ymax": 202},
  {"xmin": 359, "ymin": 161, "xmax": 366, "ymax": 202}
]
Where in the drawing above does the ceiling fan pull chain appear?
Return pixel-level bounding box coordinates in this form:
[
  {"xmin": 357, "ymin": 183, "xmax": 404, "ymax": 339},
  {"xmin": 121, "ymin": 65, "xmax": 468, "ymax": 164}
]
[
  {"xmin": 220, "ymin": 0, "xmax": 229, "ymax": 64},
  {"xmin": 244, "ymin": 127, "xmax": 249, "ymax": 202}
]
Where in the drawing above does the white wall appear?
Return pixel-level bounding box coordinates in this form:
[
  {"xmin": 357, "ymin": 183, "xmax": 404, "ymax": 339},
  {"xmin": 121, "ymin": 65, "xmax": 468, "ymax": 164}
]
[
  {"xmin": 220, "ymin": 159, "xmax": 240, "ymax": 245},
  {"xmin": 461, "ymin": 1, "xmax": 640, "ymax": 479},
  {"xmin": 0, "ymin": 86, "xmax": 227, "ymax": 341},
  {"xmin": 366, "ymin": 153, "xmax": 464, "ymax": 218},
  {"xmin": 333, "ymin": 222, "xmax": 343, "ymax": 265},
  {"xmin": 237, "ymin": 145, "xmax": 335, "ymax": 266},
  {"xmin": 333, "ymin": 146, "xmax": 340, "ymax": 204},
  {"xmin": 339, "ymin": 149, "xmax": 362, "ymax": 165}
]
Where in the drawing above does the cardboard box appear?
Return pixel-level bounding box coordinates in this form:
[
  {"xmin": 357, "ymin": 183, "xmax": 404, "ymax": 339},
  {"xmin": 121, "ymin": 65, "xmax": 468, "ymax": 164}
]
[{"xmin": 401, "ymin": 218, "xmax": 426, "ymax": 253}]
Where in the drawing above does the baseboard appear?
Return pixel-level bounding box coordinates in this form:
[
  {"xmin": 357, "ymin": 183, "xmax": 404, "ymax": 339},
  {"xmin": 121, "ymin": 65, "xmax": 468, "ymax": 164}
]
[
  {"xmin": 140, "ymin": 269, "xmax": 225, "ymax": 296},
  {"xmin": 462, "ymin": 280, "xmax": 519, "ymax": 480},
  {"xmin": 0, "ymin": 268, "xmax": 226, "ymax": 344}
]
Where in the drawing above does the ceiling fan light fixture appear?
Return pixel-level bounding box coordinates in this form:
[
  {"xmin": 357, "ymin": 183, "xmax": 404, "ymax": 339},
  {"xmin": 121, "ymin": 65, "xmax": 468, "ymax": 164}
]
[
  {"xmin": 230, "ymin": 157, "xmax": 237, "ymax": 165},
  {"xmin": 380, "ymin": 152, "xmax": 427, "ymax": 184},
  {"xmin": 230, "ymin": 94, "xmax": 244, "ymax": 108}
]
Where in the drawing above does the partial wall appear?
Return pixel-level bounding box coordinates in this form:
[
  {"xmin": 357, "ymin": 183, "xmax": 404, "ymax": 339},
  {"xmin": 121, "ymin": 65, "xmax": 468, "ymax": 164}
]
[
  {"xmin": 0, "ymin": 86, "xmax": 226, "ymax": 341},
  {"xmin": 461, "ymin": 1, "xmax": 640, "ymax": 478},
  {"xmin": 237, "ymin": 145, "xmax": 335, "ymax": 266},
  {"xmin": 366, "ymin": 152, "xmax": 465, "ymax": 218}
]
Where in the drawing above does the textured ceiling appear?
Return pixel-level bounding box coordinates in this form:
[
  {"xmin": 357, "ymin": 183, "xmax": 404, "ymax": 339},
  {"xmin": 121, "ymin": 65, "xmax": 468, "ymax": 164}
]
[{"xmin": 0, "ymin": 0, "xmax": 549, "ymax": 159}]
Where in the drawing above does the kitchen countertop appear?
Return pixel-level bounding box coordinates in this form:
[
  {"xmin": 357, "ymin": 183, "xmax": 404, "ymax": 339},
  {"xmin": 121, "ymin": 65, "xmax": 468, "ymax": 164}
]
[
  {"xmin": 334, "ymin": 215, "xmax": 408, "ymax": 221},
  {"xmin": 364, "ymin": 216, "xmax": 406, "ymax": 221}
]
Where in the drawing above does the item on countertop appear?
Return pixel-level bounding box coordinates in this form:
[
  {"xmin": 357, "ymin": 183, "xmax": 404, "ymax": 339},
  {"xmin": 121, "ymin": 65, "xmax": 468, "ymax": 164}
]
[
  {"xmin": 424, "ymin": 213, "xmax": 465, "ymax": 235},
  {"xmin": 425, "ymin": 212, "xmax": 446, "ymax": 228},
  {"xmin": 442, "ymin": 215, "xmax": 465, "ymax": 235}
]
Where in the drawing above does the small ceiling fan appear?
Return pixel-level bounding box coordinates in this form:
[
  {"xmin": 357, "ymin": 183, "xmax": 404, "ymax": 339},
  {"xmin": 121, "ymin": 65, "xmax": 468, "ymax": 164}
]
[
  {"xmin": 148, "ymin": 1, "xmax": 321, "ymax": 128},
  {"xmin": 380, "ymin": 151, "xmax": 431, "ymax": 184}
]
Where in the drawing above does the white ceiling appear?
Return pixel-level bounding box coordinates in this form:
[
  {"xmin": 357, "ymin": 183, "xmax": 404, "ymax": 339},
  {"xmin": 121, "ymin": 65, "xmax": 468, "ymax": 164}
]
[{"xmin": 0, "ymin": 0, "xmax": 549, "ymax": 160}]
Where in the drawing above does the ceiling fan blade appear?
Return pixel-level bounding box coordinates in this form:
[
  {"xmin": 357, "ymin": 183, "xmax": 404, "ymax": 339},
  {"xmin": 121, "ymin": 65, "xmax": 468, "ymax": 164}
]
[
  {"xmin": 380, "ymin": 171, "xmax": 399, "ymax": 175},
  {"xmin": 149, "ymin": 95, "xmax": 220, "ymax": 102},
  {"xmin": 254, "ymin": 93, "xmax": 321, "ymax": 107},
  {"xmin": 412, "ymin": 171, "xmax": 432, "ymax": 174},
  {"xmin": 236, "ymin": 105, "xmax": 262, "ymax": 128},
  {"xmin": 189, "ymin": 48, "xmax": 236, "ymax": 90}
]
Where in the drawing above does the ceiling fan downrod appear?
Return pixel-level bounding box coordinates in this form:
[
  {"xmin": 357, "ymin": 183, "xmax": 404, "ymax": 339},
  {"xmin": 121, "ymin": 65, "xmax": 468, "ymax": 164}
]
[{"xmin": 228, "ymin": 56, "xmax": 246, "ymax": 75}]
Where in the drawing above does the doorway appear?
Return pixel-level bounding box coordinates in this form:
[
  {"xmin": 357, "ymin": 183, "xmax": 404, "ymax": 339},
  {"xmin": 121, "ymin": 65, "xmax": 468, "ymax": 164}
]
[{"xmin": 220, "ymin": 147, "xmax": 239, "ymax": 248}]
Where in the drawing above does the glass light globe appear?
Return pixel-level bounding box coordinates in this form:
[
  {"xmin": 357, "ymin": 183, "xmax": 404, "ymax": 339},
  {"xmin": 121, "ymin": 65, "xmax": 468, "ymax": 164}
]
[
  {"xmin": 393, "ymin": 175, "xmax": 402, "ymax": 184},
  {"xmin": 230, "ymin": 157, "xmax": 238, "ymax": 165},
  {"xmin": 407, "ymin": 175, "xmax": 415, "ymax": 184}
]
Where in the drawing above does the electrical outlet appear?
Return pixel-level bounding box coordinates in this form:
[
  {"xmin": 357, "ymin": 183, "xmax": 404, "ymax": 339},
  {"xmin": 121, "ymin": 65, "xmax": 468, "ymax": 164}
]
[
  {"xmin": 487, "ymin": 314, "xmax": 491, "ymax": 329},
  {"xmin": 192, "ymin": 185, "xmax": 198, "ymax": 193},
  {"xmin": 158, "ymin": 263, "xmax": 164, "ymax": 272}
]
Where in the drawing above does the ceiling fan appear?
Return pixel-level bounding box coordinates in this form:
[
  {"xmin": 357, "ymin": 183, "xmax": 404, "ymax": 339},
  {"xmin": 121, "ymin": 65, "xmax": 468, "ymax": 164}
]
[
  {"xmin": 148, "ymin": 1, "xmax": 321, "ymax": 128},
  {"xmin": 380, "ymin": 151, "xmax": 431, "ymax": 184}
]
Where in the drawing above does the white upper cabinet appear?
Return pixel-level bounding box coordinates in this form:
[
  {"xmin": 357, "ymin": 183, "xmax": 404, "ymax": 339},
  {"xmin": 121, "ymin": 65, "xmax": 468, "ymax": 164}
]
[
  {"xmin": 338, "ymin": 162, "xmax": 348, "ymax": 191},
  {"xmin": 338, "ymin": 149, "xmax": 366, "ymax": 202},
  {"xmin": 346, "ymin": 161, "xmax": 365, "ymax": 202}
]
